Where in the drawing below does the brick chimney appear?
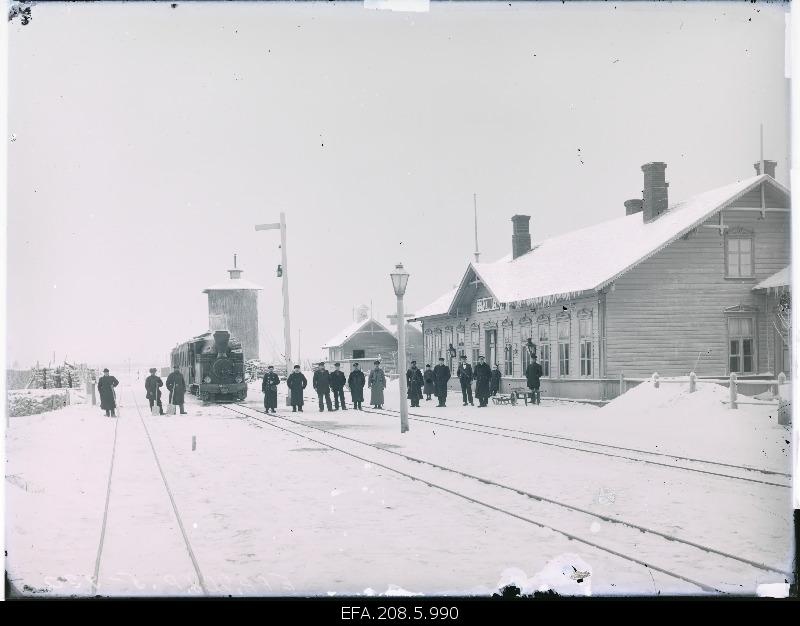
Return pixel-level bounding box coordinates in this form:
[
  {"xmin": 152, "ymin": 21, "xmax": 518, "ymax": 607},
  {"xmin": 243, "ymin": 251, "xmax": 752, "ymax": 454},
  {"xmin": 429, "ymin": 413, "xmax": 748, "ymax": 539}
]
[
  {"xmin": 624, "ymin": 199, "xmax": 643, "ymax": 216},
  {"xmin": 753, "ymin": 160, "xmax": 777, "ymax": 178},
  {"xmin": 511, "ymin": 215, "xmax": 531, "ymax": 260},
  {"xmin": 641, "ymin": 162, "xmax": 669, "ymax": 223}
]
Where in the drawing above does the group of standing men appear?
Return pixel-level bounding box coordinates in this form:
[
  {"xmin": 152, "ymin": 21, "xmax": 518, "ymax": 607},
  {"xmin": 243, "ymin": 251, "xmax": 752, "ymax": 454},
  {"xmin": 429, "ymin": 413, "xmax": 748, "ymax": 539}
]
[
  {"xmin": 268, "ymin": 361, "xmax": 386, "ymax": 413},
  {"xmin": 144, "ymin": 366, "xmax": 188, "ymax": 415},
  {"xmin": 407, "ymin": 355, "xmax": 503, "ymax": 408},
  {"xmin": 95, "ymin": 366, "xmax": 187, "ymax": 417}
]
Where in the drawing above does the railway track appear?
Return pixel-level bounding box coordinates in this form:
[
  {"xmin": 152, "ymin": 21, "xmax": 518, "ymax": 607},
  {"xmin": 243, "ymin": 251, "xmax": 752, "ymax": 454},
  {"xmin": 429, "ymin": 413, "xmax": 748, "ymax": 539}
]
[
  {"xmin": 357, "ymin": 406, "xmax": 791, "ymax": 489},
  {"xmin": 91, "ymin": 388, "xmax": 208, "ymax": 596},
  {"xmin": 225, "ymin": 401, "xmax": 791, "ymax": 594}
]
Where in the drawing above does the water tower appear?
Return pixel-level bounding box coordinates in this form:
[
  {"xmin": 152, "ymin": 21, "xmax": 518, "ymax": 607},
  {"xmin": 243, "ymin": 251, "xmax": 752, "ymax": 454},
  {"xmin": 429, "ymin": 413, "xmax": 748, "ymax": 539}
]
[{"xmin": 203, "ymin": 255, "xmax": 263, "ymax": 361}]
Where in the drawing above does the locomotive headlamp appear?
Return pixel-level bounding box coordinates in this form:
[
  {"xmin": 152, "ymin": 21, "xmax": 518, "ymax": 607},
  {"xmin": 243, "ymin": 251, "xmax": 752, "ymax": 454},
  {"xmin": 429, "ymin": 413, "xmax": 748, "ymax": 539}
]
[
  {"xmin": 235, "ymin": 376, "xmax": 243, "ymax": 383},
  {"xmin": 203, "ymin": 376, "xmax": 212, "ymax": 383}
]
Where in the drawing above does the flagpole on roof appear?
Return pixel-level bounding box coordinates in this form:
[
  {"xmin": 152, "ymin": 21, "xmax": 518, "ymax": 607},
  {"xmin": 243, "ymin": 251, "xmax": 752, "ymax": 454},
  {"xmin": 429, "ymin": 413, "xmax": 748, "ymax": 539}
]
[
  {"xmin": 474, "ymin": 193, "xmax": 480, "ymax": 263},
  {"xmin": 760, "ymin": 123, "xmax": 766, "ymax": 219}
]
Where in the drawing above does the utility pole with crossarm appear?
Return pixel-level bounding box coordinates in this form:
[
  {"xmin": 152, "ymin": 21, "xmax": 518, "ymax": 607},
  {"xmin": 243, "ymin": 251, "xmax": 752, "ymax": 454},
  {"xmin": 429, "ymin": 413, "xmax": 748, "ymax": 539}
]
[{"xmin": 255, "ymin": 213, "xmax": 292, "ymax": 381}]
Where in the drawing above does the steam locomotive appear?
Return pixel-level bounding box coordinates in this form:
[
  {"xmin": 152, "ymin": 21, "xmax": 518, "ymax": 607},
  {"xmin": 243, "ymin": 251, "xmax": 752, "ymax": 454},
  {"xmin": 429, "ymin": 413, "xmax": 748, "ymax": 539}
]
[{"xmin": 170, "ymin": 330, "xmax": 247, "ymax": 402}]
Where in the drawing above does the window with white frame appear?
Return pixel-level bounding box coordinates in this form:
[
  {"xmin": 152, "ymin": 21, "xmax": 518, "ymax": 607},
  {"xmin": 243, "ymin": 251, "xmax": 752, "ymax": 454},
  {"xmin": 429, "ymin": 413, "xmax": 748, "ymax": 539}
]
[
  {"xmin": 424, "ymin": 331, "xmax": 433, "ymax": 366},
  {"xmin": 537, "ymin": 320, "xmax": 550, "ymax": 377},
  {"xmin": 470, "ymin": 324, "xmax": 480, "ymax": 364},
  {"xmin": 456, "ymin": 327, "xmax": 466, "ymax": 358},
  {"xmin": 725, "ymin": 230, "xmax": 755, "ymax": 278},
  {"xmin": 579, "ymin": 313, "xmax": 592, "ymax": 377},
  {"xmin": 520, "ymin": 320, "xmax": 533, "ymax": 373},
  {"xmin": 434, "ymin": 330, "xmax": 443, "ymax": 362},
  {"xmin": 728, "ymin": 317, "xmax": 755, "ymax": 374},
  {"xmin": 445, "ymin": 328, "xmax": 455, "ymax": 370},
  {"xmin": 557, "ymin": 316, "xmax": 570, "ymax": 377},
  {"xmin": 502, "ymin": 323, "xmax": 513, "ymax": 375}
]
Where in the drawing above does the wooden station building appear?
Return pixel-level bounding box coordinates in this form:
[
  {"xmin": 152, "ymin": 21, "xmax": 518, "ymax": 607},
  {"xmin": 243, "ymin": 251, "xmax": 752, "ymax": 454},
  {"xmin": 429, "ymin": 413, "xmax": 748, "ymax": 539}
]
[{"xmin": 411, "ymin": 160, "xmax": 791, "ymax": 401}]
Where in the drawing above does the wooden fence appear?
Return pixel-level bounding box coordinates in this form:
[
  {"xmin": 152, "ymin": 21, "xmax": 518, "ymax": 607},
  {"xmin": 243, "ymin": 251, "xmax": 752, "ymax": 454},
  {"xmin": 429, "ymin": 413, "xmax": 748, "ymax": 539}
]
[{"xmin": 618, "ymin": 371, "xmax": 791, "ymax": 424}]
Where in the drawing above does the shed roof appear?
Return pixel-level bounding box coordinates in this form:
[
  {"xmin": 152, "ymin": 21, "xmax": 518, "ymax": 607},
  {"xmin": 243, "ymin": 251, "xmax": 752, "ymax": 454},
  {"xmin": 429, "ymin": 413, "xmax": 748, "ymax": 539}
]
[
  {"xmin": 753, "ymin": 266, "xmax": 790, "ymax": 291},
  {"xmin": 321, "ymin": 318, "xmax": 395, "ymax": 349}
]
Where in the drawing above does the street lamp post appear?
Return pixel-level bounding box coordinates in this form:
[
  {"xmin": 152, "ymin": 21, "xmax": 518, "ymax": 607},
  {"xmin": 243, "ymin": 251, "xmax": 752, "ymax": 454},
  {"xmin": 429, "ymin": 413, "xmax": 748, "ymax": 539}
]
[{"xmin": 390, "ymin": 263, "xmax": 410, "ymax": 434}]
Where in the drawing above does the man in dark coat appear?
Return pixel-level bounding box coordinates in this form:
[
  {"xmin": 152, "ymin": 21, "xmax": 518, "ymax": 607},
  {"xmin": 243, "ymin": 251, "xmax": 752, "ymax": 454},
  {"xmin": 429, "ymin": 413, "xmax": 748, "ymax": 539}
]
[
  {"xmin": 330, "ymin": 362, "xmax": 347, "ymax": 411},
  {"xmin": 406, "ymin": 360, "xmax": 424, "ymax": 408},
  {"xmin": 97, "ymin": 368, "xmax": 119, "ymax": 417},
  {"xmin": 474, "ymin": 356, "xmax": 492, "ymax": 407},
  {"xmin": 423, "ymin": 364, "xmax": 435, "ymax": 401},
  {"xmin": 313, "ymin": 362, "xmax": 333, "ymax": 412},
  {"xmin": 286, "ymin": 365, "xmax": 307, "ymax": 412},
  {"xmin": 348, "ymin": 362, "xmax": 366, "ymax": 410},
  {"xmin": 457, "ymin": 355, "xmax": 474, "ymax": 406},
  {"xmin": 261, "ymin": 365, "xmax": 280, "ymax": 414},
  {"xmin": 145, "ymin": 368, "xmax": 165, "ymax": 415},
  {"xmin": 166, "ymin": 365, "xmax": 188, "ymax": 414},
  {"xmin": 525, "ymin": 355, "xmax": 544, "ymax": 405},
  {"xmin": 432, "ymin": 357, "xmax": 451, "ymax": 407},
  {"xmin": 490, "ymin": 364, "xmax": 502, "ymax": 396}
]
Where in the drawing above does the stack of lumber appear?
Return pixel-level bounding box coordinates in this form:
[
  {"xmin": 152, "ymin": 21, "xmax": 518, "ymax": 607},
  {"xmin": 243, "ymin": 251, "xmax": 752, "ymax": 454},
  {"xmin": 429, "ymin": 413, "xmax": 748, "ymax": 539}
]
[
  {"xmin": 7, "ymin": 390, "xmax": 70, "ymax": 417},
  {"xmin": 28, "ymin": 363, "xmax": 90, "ymax": 389}
]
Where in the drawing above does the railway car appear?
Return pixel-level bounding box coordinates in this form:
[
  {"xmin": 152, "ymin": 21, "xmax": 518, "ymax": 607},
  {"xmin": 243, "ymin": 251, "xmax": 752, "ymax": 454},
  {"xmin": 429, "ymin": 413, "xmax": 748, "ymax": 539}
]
[{"xmin": 171, "ymin": 330, "xmax": 247, "ymax": 402}]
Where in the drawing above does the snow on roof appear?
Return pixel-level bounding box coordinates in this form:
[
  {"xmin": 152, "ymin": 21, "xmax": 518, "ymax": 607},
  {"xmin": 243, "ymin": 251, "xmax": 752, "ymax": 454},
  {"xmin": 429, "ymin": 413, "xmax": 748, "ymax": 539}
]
[
  {"xmin": 455, "ymin": 174, "xmax": 788, "ymax": 308},
  {"xmin": 409, "ymin": 288, "xmax": 459, "ymax": 321},
  {"xmin": 203, "ymin": 277, "xmax": 263, "ymax": 291},
  {"xmin": 321, "ymin": 318, "xmax": 395, "ymax": 349},
  {"xmin": 753, "ymin": 266, "xmax": 790, "ymax": 291}
]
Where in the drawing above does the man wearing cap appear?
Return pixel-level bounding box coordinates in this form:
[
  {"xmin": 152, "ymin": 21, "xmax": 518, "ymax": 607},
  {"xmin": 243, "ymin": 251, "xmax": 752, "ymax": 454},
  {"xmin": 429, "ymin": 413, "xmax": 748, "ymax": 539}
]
[
  {"xmin": 330, "ymin": 362, "xmax": 347, "ymax": 411},
  {"xmin": 261, "ymin": 365, "xmax": 281, "ymax": 414},
  {"xmin": 368, "ymin": 360, "xmax": 386, "ymax": 409},
  {"xmin": 474, "ymin": 355, "xmax": 492, "ymax": 408},
  {"xmin": 313, "ymin": 362, "xmax": 333, "ymax": 412},
  {"xmin": 423, "ymin": 364, "xmax": 435, "ymax": 401},
  {"xmin": 525, "ymin": 355, "xmax": 543, "ymax": 406},
  {"xmin": 433, "ymin": 357, "xmax": 451, "ymax": 407},
  {"xmin": 97, "ymin": 368, "xmax": 119, "ymax": 417},
  {"xmin": 406, "ymin": 360, "xmax": 424, "ymax": 408},
  {"xmin": 286, "ymin": 365, "xmax": 307, "ymax": 412},
  {"xmin": 348, "ymin": 362, "xmax": 366, "ymax": 410},
  {"xmin": 166, "ymin": 365, "xmax": 188, "ymax": 414},
  {"xmin": 145, "ymin": 368, "xmax": 165, "ymax": 415},
  {"xmin": 457, "ymin": 354, "xmax": 474, "ymax": 407}
]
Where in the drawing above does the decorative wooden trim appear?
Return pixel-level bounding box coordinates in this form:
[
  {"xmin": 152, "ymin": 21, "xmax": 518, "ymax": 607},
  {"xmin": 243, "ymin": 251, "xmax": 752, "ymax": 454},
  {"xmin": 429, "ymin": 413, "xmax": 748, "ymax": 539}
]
[
  {"xmin": 444, "ymin": 325, "xmax": 454, "ymax": 331},
  {"xmin": 536, "ymin": 313, "xmax": 550, "ymax": 324},
  {"xmin": 501, "ymin": 317, "xmax": 513, "ymax": 327},
  {"xmin": 556, "ymin": 310, "xmax": 571, "ymax": 322},
  {"xmin": 433, "ymin": 327, "xmax": 443, "ymax": 335},
  {"xmin": 424, "ymin": 328, "xmax": 433, "ymax": 335},
  {"xmin": 456, "ymin": 322, "xmax": 465, "ymax": 333},
  {"xmin": 724, "ymin": 304, "xmax": 759, "ymax": 314},
  {"xmin": 519, "ymin": 314, "xmax": 532, "ymax": 326},
  {"xmin": 484, "ymin": 320, "xmax": 498, "ymax": 330},
  {"xmin": 470, "ymin": 321, "xmax": 480, "ymax": 331}
]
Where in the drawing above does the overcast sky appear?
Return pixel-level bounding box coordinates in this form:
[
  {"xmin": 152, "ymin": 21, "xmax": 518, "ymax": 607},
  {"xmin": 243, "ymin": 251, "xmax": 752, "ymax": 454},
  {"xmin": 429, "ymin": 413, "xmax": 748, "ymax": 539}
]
[{"xmin": 6, "ymin": 1, "xmax": 789, "ymax": 370}]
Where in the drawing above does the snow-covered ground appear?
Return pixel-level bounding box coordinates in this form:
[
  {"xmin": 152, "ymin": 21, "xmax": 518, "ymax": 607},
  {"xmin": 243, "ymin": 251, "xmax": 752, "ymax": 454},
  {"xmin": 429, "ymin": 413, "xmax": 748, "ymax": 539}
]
[{"xmin": 5, "ymin": 378, "xmax": 793, "ymax": 597}]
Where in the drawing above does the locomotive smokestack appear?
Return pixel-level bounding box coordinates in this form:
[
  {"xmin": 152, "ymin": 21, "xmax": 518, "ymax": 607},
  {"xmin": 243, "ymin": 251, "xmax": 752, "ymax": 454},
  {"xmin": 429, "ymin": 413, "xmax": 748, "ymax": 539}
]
[{"xmin": 213, "ymin": 330, "xmax": 231, "ymax": 355}]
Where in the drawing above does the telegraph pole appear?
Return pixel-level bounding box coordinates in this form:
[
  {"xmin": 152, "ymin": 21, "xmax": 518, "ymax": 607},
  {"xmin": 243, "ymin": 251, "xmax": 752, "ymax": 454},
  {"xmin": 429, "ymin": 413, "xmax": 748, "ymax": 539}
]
[{"xmin": 256, "ymin": 213, "xmax": 293, "ymax": 377}]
